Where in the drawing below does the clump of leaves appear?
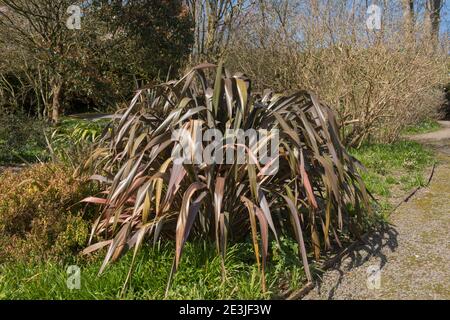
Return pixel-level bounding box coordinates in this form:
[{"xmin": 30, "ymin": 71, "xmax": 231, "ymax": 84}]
[
  {"xmin": 82, "ymin": 63, "xmax": 373, "ymax": 293},
  {"xmin": 46, "ymin": 117, "xmax": 108, "ymax": 165}
]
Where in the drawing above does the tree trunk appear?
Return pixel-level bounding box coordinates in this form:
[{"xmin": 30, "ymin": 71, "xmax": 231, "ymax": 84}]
[
  {"xmin": 425, "ymin": 0, "xmax": 442, "ymax": 47},
  {"xmin": 401, "ymin": 0, "xmax": 415, "ymax": 40},
  {"xmin": 51, "ymin": 80, "xmax": 62, "ymax": 125},
  {"xmin": 205, "ymin": 1, "xmax": 218, "ymax": 60}
]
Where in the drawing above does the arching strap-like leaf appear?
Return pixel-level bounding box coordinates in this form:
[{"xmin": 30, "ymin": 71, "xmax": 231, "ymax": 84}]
[
  {"xmin": 175, "ymin": 183, "xmax": 207, "ymax": 268},
  {"xmin": 282, "ymin": 195, "xmax": 312, "ymax": 282},
  {"xmin": 89, "ymin": 175, "xmax": 111, "ymax": 184},
  {"xmin": 241, "ymin": 196, "xmax": 261, "ymax": 272},
  {"xmin": 235, "ymin": 78, "xmax": 248, "ymax": 116},
  {"xmin": 258, "ymin": 189, "xmax": 279, "ymax": 244},
  {"xmin": 98, "ymin": 222, "xmax": 131, "ymax": 275},
  {"xmin": 212, "ymin": 60, "xmax": 224, "ymax": 118},
  {"xmin": 81, "ymin": 240, "xmax": 112, "ymax": 255},
  {"xmin": 214, "ymin": 177, "xmax": 225, "ymax": 249},
  {"xmin": 254, "ymin": 207, "xmax": 269, "ymax": 293},
  {"xmin": 299, "ymin": 150, "xmax": 318, "ymax": 209},
  {"xmin": 80, "ymin": 196, "xmax": 108, "ymax": 205},
  {"xmin": 122, "ymin": 223, "xmax": 155, "ymax": 295}
]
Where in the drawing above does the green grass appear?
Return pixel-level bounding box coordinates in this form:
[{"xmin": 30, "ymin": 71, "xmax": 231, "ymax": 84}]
[
  {"xmin": 402, "ymin": 119, "xmax": 441, "ymax": 135},
  {"xmin": 0, "ymin": 238, "xmax": 306, "ymax": 300},
  {"xmin": 350, "ymin": 140, "xmax": 435, "ymax": 202},
  {"xmin": 0, "ymin": 139, "xmax": 48, "ymax": 164},
  {"xmin": 0, "ymin": 115, "xmax": 48, "ymax": 165},
  {"xmin": 0, "ymin": 115, "xmax": 106, "ymax": 165}
]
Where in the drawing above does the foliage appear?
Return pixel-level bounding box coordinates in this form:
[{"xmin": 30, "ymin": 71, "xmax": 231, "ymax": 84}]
[
  {"xmin": 0, "ymin": 113, "xmax": 107, "ymax": 165},
  {"xmin": 0, "ymin": 0, "xmax": 194, "ymax": 121},
  {"xmin": 48, "ymin": 117, "xmax": 108, "ymax": 164},
  {"xmin": 82, "ymin": 63, "xmax": 373, "ymax": 293},
  {"xmin": 52, "ymin": 118, "xmax": 106, "ymax": 146},
  {"xmin": 0, "ymin": 112, "xmax": 48, "ymax": 164},
  {"xmin": 101, "ymin": 0, "xmax": 193, "ymax": 80},
  {"xmin": 0, "ymin": 139, "xmax": 436, "ymax": 299},
  {"xmin": 0, "ymin": 163, "xmax": 97, "ymax": 264}
]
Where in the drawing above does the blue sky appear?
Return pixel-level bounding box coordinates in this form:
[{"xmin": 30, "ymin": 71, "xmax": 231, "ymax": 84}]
[{"xmin": 441, "ymin": 0, "xmax": 449, "ymax": 35}]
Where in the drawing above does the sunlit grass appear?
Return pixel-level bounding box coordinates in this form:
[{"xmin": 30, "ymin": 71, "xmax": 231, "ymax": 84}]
[
  {"xmin": 0, "ymin": 239, "xmax": 306, "ymax": 300},
  {"xmin": 350, "ymin": 140, "xmax": 435, "ymax": 200},
  {"xmin": 402, "ymin": 119, "xmax": 441, "ymax": 135}
]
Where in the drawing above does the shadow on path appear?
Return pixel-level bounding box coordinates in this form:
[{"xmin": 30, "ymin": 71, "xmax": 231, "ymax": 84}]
[
  {"xmin": 315, "ymin": 226, "xmax": 399, "ymax": 300},
  {"xmin": 306, "ymin": 121, "xmax": 450, "ymax": 300}
]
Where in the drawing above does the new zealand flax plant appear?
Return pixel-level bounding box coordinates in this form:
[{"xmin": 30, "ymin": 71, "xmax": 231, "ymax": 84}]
[{"xmin": 81, "ymin": 63, "xmax": 373, "ymax": 294}]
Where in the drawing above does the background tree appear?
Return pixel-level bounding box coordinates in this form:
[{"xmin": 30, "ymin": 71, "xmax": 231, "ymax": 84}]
[
  {"xmin": 186, "ymin": 0, "xmax": 251, "ymax": 62},
  {"xmin": 424, "ymin": 0, "xmax": 443, "ymax": 46},
  {"xmin": 402, "ymin": 0, "xmax": 415, "ymax": 39},
  {"xmin": 0, "ymin": 0, "xmax": 78, "ymax": 123},
  {"xmin": 0, "ymin": 0, "xmax": 193, "ymax": 122}
]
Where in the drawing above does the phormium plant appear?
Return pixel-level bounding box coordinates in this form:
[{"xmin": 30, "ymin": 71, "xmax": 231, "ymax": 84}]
[{"xmin": 81, "ymin": 63, "xmax": 373, "ymax": 294}]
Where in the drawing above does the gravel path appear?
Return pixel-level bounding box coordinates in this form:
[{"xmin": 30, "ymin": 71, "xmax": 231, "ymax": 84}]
[
  {"xmin": 409, "ymin": 121, "xmax": 450, "ymax": 143},
  {"xmin": 304, "ymin": 122, "xmax": 450, "ymax": 300}
]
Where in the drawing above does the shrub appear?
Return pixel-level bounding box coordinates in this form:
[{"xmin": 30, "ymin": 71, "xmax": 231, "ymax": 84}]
[
  {"xmin": 442, "ymin": 81, "xmax": 450, "ymax": 119},
  {"xmin": 226, "ymin": 2, "xmax": 448, "ymax": 147},
  {"xmin": 0, "ymin": 163, "xmax": 97, "ymax": 263},
  {"xmin": 48, "ymin": 117, "xmax": 108, "ymax": 165},
  {"xmin": 0, "ymin": 112, "xmax": 48, "ymax": 164},
  {"xmin": 83, "ymin": 63, "xmax": 374, "ymax": 292},
  {"xmin": 230, "ymin": 45, "xmax": 447, "ymax": 147}
]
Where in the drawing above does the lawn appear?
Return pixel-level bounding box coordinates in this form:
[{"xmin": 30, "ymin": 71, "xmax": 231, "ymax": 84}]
[
  {"xmin": 0, "ymin": 116, "xmax": 106, "ymax": 165},
  {"xmin": 0, "ymin": 115, "xmax": 48, "ymax": 165},
  {"xmin": 350, "ymin": 140, "xmax": 435, "ymax": 204},
  {"xmin": 0, "ymin": 239, "xmax": 306, "ymax": 300}
]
